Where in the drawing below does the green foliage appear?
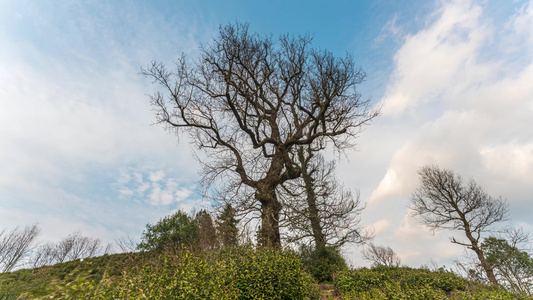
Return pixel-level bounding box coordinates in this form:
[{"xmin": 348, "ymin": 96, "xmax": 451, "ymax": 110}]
[
  {"xmin": 2, "ymin": 247, "xmax": 319, "ymax": 299},
  {"xmin": 5, "ymin": 248, "xmax": 533, "ymax": 300},
  {"xmin": 299, "ymin": 245, "xmax": 347, "ymax": 282},
  {"xmin": 334, "ymin": 266, "xmax": 533, "ymax": 299},
  {"xmin": 226, "ymin": 247, "xmax": 320, "ymax": 299},
  {"xmin": 194, "ymin": 209, "xmax": 218, "ymax": 251},
  {"xmin": 483, "ymin": 236, "xmax": 533, "ymax": 295},
  {"xmin": 137, "ymin": 210, "xmax": 198, "ymax": 252},
  {"xmin": 0, "ymin": 252, "xmax": 139, "ymax": 299}
]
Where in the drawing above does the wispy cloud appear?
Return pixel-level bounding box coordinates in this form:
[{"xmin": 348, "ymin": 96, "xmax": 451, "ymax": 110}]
[{"xmin": 0, "ymin": 0, "xmax": 206, "ymax": 242}]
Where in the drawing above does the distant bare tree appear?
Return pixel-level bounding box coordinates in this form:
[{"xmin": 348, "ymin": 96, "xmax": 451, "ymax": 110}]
[
  {"xmin": 30, "ymin": 231, "xmax": 111, "ymax": 267},
  {"xmin": 0, "ymin": 224, "xmax": 40, "ymax": 272},
  {"xmin": 361, "ymin": 243, "xmax": 401, "ymax": 267},
  {"xmin": 116, "ymin": 235, "xmax": 138, "ymax": 253},
  {"xmin": 142, "ymin": 22, "xmax": 378, "ymax": 247},
  {"xmin": 30, "ymin": 242, "xmax": 56, "ymax": 268},
  {"xmin": 54, "ymin": 233, "xmax": 76, "ymax": 263},
  {"xmin": 281, "ymin": 146, "xmax": 372, "ymax": 249},
  {"xmin": 410, "ymin": 165, "xmax": 508, "ymax": 286}
]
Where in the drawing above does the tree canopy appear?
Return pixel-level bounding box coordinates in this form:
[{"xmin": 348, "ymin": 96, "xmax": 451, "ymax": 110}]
[{"xmin": 142, "ymin": 23, "xmax": 378, "ymax": 247}]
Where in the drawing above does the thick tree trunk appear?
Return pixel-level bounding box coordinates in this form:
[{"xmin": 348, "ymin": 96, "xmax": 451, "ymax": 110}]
[{"xmin": 256, "ymin": 188, "xmax": 282, "ymax": 248}]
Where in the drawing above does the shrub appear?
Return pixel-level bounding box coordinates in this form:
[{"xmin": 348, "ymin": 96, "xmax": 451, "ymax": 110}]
[
  {"xmin": 299, "ymin": 245, "xmax": 347, "ymax": 282},
  {"xmin": 228, "ymin": 247, "xmax": 319, "ymax": 299},
  {"xmin": 137, "ymin": 210, "xmax": 198, "ymax": 253},
  {"xmin": 48, "ymin": 247, "xmax": 320, "ymax": 299},
  {"xmin": 333, "ymin": 266, "xmax": 532, "ymax": 300}
]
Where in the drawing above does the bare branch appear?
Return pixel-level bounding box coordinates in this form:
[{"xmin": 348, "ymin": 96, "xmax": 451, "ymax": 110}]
[
  {"xmin": 361, "ymin": 243, "xmax": 401, "ymax": 267},
  {"xmin": 142, "ymin": 22, "xmax": 379, "ymax": 247},
  {"xmin": 410, "ymin": 165, "xmax": 509, "ymax": 286}
]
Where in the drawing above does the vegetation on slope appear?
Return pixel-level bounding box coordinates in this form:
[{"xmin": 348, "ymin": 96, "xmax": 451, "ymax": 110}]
[
  {"xmin": 334, "ymin": 266, "xmax": 533, "ymax": 299},
  {"xmin": 0, "ymin": 247, "xmax": 320, "ymax": 300},
  {"xmin": 2, "ymin": 247, "xmax": 532, "ymax": 300}
]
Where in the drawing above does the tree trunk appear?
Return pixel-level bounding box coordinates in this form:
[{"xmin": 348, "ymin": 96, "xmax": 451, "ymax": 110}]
[
  {"xmin": 256, "ymin": 188, "xmax": 282, "ymax": 248},
  {"xmin": 474, "ymin": 248, "xmax": 499, "ymax": 286},
  {"xmin": 463, "ymin": 226, "xmax": 499, "ymax": 286},
  {"xmin": 298, "ymin": 149, "xmax": 326, "ymax": 249}
]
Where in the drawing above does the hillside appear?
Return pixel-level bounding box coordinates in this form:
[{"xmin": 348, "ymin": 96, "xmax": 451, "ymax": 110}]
[{"xmin": 1, "ymin": 248, "xmax": 531, "ymax": 299}]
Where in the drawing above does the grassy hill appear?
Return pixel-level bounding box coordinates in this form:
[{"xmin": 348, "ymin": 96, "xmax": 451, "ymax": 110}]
[{"xmin": 1, "ymin": 247, "xmax": 531, "ymax": 299}]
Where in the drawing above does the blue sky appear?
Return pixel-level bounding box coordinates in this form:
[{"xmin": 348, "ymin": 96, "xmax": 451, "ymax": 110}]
[{"xmin": 1, "ymin": 0, "xmax": 532, "ymax": 267}]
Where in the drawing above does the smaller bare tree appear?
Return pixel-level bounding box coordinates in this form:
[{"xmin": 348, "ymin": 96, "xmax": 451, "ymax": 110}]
[
  {"xmin": 361, "ymin": 243, "xmax": 401, "ymax": 267},
  {"xmin": 0, "ymin": 224, "xmax": 40, "ymax": 272},
  {"xmin": 281, "ymin": 146, "xmax": 372, "ymax": 249},
  {"xmin": 116, "ymin": 235, "xmax": 138, "ymax": 253},
  {"xmin": 30, "ymin": 231, "xmax": 111, "ymax": 267},
  {"xmin": 30, "ymin": 242, "xmax": 57, "ymax": 268},
  {"xmin": 410, "ymin": 165, "xmax": 508, "ymax": 286}
]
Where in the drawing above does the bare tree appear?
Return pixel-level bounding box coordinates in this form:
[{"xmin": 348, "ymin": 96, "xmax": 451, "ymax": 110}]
[
  {"xmin": 410, "ymin": 165, "xmax": 508, "ymax": 286},
  {"xmin": 281, "ymin": 145, "xmax": 372, "ymax": 249},
  {"xmin": 54, "ymin": 233, "xmax": 77, "ymax": 263},
  {"xmin": 142, "ymin": 23, "xmax": 378, "ymax": 247},
  {"xmin": 116, "ymin": 235, "xmax": 138, "ymax": 253},
  {"xmin": 30, "ymin": 231, "xmax": 111, "ymax": 267},
  {"xmin": 30, "ymin": 242, "xmax": 57, "ymax": 268},
  {"xmin": 0, "ymin": 224, "xmax": 40, "ymax": 272},
  {"xmin": 361, "ymin": 243, "xmax": 401, "ymax": 267}
]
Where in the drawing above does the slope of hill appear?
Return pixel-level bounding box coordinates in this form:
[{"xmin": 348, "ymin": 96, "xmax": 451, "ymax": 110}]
[{"xmin": 1, "ymin": 248, "xmax": 531, "ymax": 299}]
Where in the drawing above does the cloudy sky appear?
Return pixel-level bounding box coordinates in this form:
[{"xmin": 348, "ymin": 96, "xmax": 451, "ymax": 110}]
[{"xmin": 1, "ymin": 0, "xmax": 532, "ymax": 267}]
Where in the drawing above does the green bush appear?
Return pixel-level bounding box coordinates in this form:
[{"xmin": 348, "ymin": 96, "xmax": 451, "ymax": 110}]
[
  {"xmin": 228, "ymin": 247, "xmax": 320, "ymax": 299},
  {"xmin": 334, "ymin": 266, "xmax": 532, "ymax": 300},
  {"xmin": 137, "ymin": 210, "xmax": 198, "ymax": 252},
  {"xmin": 46, "ymin": 247, "xmax": 320, "ymax": 300},
  {"xmin": 299, "ymin": 245, "xmax": 347, "ymax": 282}
]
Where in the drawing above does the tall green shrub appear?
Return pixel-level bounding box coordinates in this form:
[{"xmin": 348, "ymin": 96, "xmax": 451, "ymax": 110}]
[
  {"xmin": 137, "ymin": 210, "xmax": 197, "ymax": 253},
  {"xmin": 299, "ymin": 245, "xmax": 347, "ymax": 282}
]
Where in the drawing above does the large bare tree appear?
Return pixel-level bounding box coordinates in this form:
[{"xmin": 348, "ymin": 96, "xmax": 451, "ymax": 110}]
[
  {"xmin": 410, "ymin": 165, "xmax": 509, "ymax": 286},
  {"xmin": 281, "ymin": 145, "xmax": 371, "ymax": 249},
  {"xmin": 142, "ymin": 23, "xmax": 378, "ymax": 247}
]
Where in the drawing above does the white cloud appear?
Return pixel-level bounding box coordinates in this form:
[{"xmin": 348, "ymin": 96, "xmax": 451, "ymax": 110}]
[
  {"xmin": 148, "ymin": 180, "xmax": 193, "ymax": 206},
  {"xmin": 504, "ymin": 0, "xmax": 533, "ymax": 51},
  {"xmin": 375, "ymin": 14, "xmax": 403, "ymax": 45},
  {"xmin": 149, "ymin": 170, "xmax": 166, "ymax": 183},
  {"xmin": 480, "ymin": 143, "xmax": 533, "ymax": 184},
  {"xmin": 370, "ymin": 219, "xmax": 391, "ymax": 236},
  {"xmin": 352, "ymin": 0, "xmax": 533, "ymax": 267},
  {"xmin": 381, "ymin": 0, "xmax": 491, "ymax": 117},
  {"xmin": 371, "ymin": 0, "xmax": 533, "ymax": 203}
]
